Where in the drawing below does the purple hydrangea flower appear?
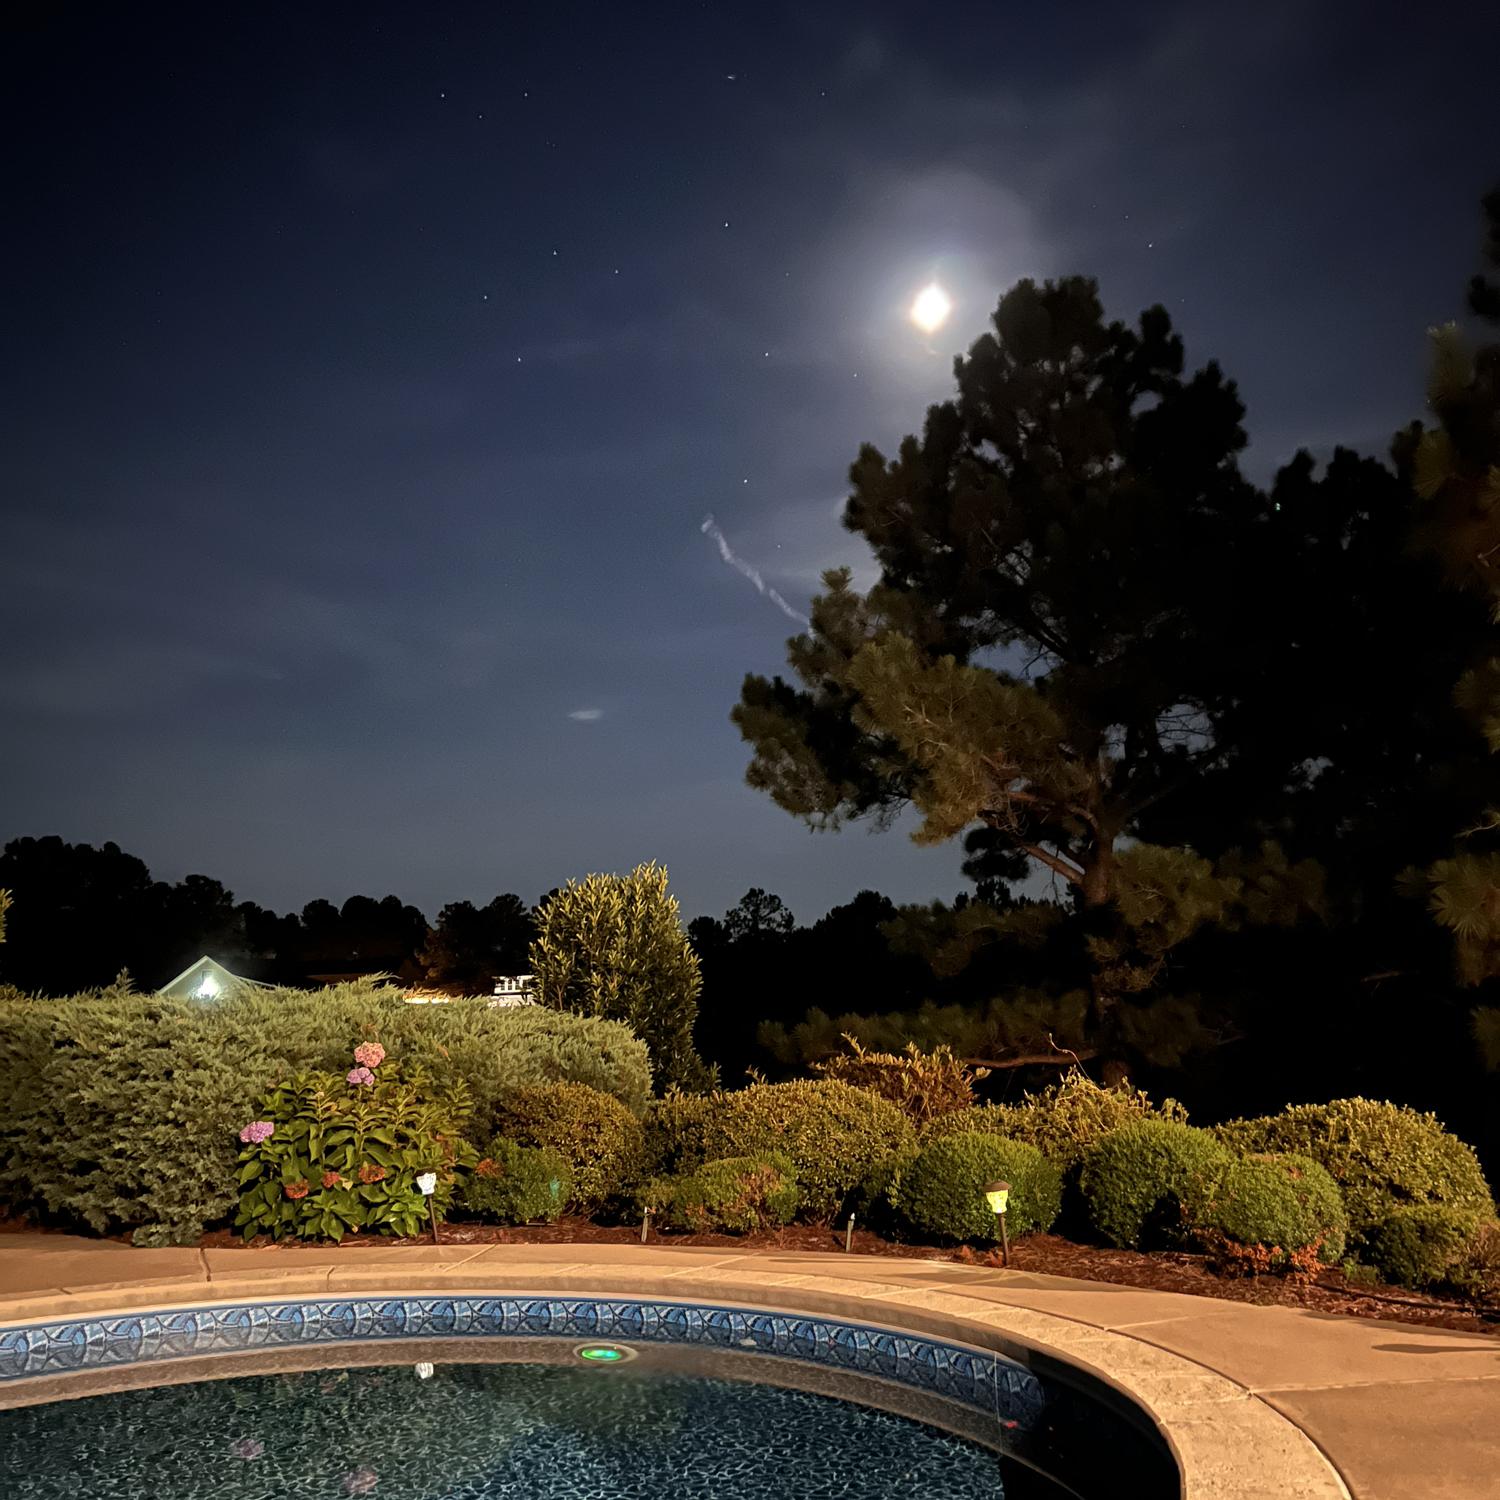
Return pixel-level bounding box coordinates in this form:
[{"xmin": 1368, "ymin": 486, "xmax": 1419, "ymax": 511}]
[
  {"xmin": 238, "ymin": 1120, "xmax": 275, "ymax": 1145},
  {"xmin": 347, "ymin": 1066, "xmax": 376, "ymax": 1086}
]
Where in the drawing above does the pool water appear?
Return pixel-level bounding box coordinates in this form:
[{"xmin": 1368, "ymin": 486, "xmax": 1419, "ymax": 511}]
[{"xmin": 0, "ymin": 1360, "xmax": 1012, "ymax": 1499}]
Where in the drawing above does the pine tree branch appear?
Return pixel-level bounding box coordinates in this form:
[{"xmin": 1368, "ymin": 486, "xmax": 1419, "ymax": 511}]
[
  {"xmin": 980, "ymin": 818, "xmax": 1085, "ymax": 887},
  {"xmin": 959, "ymin": 1048, "xmax": 1099, "ymax": 1070}
]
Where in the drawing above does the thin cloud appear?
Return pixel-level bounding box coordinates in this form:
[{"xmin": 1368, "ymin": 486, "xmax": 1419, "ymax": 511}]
[
  {"xmin": 568, "ymin": 707, "xmax": 604, "ymax": 722},
  {"xmin": 700, "ymin": 515, "xmax": 812, "ymax": 628}
]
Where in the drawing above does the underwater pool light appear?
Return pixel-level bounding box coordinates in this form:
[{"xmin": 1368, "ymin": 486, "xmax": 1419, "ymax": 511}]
[{"xmin": 574, "ymin": 1343, "xmax": 636, "ymax": 1364}]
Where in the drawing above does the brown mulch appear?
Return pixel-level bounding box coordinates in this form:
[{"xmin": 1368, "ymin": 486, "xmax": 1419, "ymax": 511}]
[{"xmin": 183, "ymin": 1217, "xmax": 1500, "ymax": 1338}]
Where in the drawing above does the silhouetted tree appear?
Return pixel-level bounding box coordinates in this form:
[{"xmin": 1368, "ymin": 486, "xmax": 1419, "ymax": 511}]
[
  {"xmin": 419, "ymin": 893, "xmax": 534, "ymax": 990},
  {"xmin": 733, "ymin": 278, "xmax": 1288, "ymax": 1077},
  {"xmin": 1404, "ymin": 185, "xmax": 1500, "ymax": 1065}
]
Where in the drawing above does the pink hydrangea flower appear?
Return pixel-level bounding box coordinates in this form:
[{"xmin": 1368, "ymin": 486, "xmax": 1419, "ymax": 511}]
[
  {"xmin": 353, "ymin": 1042, "xmax": 386, "ymax": 1069},
  {"xmin": 239, "ymin": 1120, "xmax": 274, "ymax": 1144},
  {"xmin": 230, "ymin": 1437, "xmax": 264, "ymax": 1460},
  {"xmin": 341, "ymin": 1466, "xmax": 378, "ymax": 1495},
  {"xmin": 347, "ymin": 1066, "xmax": 376, "ymax": 1086}
]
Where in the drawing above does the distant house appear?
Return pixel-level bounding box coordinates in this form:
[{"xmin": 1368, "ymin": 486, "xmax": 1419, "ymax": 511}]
[
  {"xmin": 157, "ymin": 955, "xmax": 270, "ymax": 1002},
  {"xmin": 489, "ymin": 973, "xmax": 537, "ymax": 1008}
]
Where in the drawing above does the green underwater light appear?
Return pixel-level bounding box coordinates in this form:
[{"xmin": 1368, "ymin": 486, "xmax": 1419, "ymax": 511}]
[{"xmin": 575, "ymin": 1343, "xmax": 635, "ymax": 1363}]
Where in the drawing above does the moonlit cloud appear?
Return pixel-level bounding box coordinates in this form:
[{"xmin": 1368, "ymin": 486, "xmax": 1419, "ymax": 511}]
[{"xmin": 568, "ymin": 708, "xmax": 604, "ymax": 722}]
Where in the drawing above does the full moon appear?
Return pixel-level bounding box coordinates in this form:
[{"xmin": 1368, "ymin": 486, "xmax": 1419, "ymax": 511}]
[{"xmin": 909, "ymin": 281, "xmax": 953, "ymax": 333}]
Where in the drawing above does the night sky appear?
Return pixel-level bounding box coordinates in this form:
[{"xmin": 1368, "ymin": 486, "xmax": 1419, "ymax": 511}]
[{"xmin": 5, "ymin": 2, "xmax": 1499, "ymax": 923}]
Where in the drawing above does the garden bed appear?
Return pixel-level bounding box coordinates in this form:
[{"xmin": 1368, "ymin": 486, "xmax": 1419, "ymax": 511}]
[{"xmin": 186, "ymin": 1218, "xmax": 1500, "ymax": 1338}]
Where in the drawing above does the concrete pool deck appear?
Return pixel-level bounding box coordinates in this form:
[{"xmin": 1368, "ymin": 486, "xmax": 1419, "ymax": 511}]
[{"xmin": 0, "ymin": 1236, "xmax": 1494, "ymax": 1499}]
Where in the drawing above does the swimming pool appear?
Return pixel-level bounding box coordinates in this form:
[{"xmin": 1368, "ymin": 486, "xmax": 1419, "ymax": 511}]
[{"xmin": 0, "ymin": 1297, "xmax": 1177, "ymax": 1497}]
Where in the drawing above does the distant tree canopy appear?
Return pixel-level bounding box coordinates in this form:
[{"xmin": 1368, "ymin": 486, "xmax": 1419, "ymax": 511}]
[
  {"xmin": 0, "ymin": 836, "xmax": 436, "ymax": 992},
  {"xmin": 418, "ymin": 894, "xmax": 534, "ymax": 991}
]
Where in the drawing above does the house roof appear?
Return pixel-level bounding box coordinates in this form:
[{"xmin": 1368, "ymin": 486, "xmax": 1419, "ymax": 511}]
[{"xmin": 156, "ymin": 955, "xmax": 270, "ymax": 997}]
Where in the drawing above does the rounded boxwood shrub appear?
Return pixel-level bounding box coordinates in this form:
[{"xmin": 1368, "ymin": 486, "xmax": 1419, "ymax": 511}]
[
  {"xmin": 1079, "ymin": 1120, "xmax": 1235, "ymax": 1249},
  {"xmin": 492, "ymin": 1081, "xmax": 645, "ymax": 1213},
  {"xmin": 1213, "ymin": 1099, "xmax": 1494, "ymax": 1254},
  {"xmin": 1190, "ymin": 1153, "xmax": 1348, "ymax": 1267},
  {"xmin": 925, "ymin": 1074, "xmax": 1189, "ymax": 1175},
  {"xmin": 1364, "ymin": 1204, "xmax": 1491, "ymax": 1289},
  {"xmin": 892, "ymin": 1132, "xmax": 1062, "ymax": 1244},
  {"xmin": 641, "ymin": 1154, "xmax": 800, "ymax": 1234},
  {"xmin": 699, "ymin": 1080, "xmax": 914, "ymax": 1222},
  {"xmin": 462, "ymin": 1139, "xmax": 572, "ymax": 1225}
]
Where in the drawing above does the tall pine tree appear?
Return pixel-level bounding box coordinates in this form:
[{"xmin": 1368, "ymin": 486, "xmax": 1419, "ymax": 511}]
[{"xmin": 733, "ymin": 278, "xmax": 1295, "ymax": 1078}]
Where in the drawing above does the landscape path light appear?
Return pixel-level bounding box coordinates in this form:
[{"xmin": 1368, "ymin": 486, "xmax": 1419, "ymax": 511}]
[
  {"xmin": 417, "ymin": 1171, "xmax": 440, "ymax": 1246},
  {"xmin": 983, "ymin": 1180, "xmax": 1011, "ymax": 1267}
]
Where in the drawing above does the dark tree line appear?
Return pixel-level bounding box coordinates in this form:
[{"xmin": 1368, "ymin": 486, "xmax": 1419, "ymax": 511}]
[{"xmin": 0, "ymin": 836, "xmax": 532, "ymax": 994}]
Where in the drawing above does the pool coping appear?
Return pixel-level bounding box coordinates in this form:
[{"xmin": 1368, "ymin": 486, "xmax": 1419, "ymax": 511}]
[{"xmin": 0, "ymin": 1240, "xmax": 1494, "ymax": 1499}]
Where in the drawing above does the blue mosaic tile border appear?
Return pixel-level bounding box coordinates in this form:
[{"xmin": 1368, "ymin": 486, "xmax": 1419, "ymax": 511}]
[{"xmin": 0, "ymin": 1298, "xmax": 1045, "ymax": 1427}]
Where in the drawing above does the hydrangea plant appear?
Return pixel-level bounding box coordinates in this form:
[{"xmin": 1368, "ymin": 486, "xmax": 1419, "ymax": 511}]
[{"xmin": 235, "ymin": 1045, "xmax": 477, "ymax": 1241}]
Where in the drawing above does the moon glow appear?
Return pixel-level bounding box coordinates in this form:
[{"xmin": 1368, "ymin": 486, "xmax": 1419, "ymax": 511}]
[{"xmin": 909, "ymin": 281, "xmax": 953, "ymax": 333}]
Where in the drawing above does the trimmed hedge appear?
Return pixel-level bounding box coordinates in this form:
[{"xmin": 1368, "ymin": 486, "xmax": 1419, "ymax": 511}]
[
  {"xmin": 1079, "ymin": 1121, "xmax": 1235, "ymax": 1249},
  {"xmin": 891, "ymin": 1132, "xmax": 1061, "ymax": 1243},
  {"xmin": 1190, "ymin": 1153, "xmax": 1348, "ymax": 1267},
  {"xmin": 0, "ymin": 980, "xmax": 647, "ymax": 1243},
  {"xmin": 492, "ymin": 1081, "xmax": 645, "ymax": 1213},
  {"xmin": 1212, "ymin": 1099, "xmax": 1493, "ymax": 1254},
  {"xmin": 462, "ymin": 1139, "xmax": 572, "ymax": 1225},
  {"xmin": 695, "ymin": 1080, "xmax": 915, "ymax": 1222},
  {"xmin": 640, "ymin": 1154, "xmax": 800, "ymax": 1234},
  {"xmin": 641, "ymin": 1090, "xmax": 718, "ymax": 1178},
  {"xmin": 1364, "ymin": 1205, "xmax": 1491, "ymax": 1289},
  {"xmin": 923, "ymin": 1074, "xmax": 1189, "ymax": 1174}
]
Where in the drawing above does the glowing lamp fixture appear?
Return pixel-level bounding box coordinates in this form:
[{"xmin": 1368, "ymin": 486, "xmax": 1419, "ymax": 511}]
[
  {"xmin": 576, "ymin": 1343, "xmax": 635, "ymax": 1364},
  {"xmin": 910, "ymin": 281, "xmax": 953, "ymax": 334},
  {"xmin": 193, "ymin": 971, "xmax": 221, "ymax": 1001},
  {"xmin": 984, "ymin": 1179, "xmax": 1012, "ymax": 1268}
]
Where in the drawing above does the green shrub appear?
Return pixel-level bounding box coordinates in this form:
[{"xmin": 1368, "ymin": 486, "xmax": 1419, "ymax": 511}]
[
  {"xmin": 234, "ymin": 1048, "xmax": 477, "ymax": 1243},
  {"xmin": 925, "ymin": 1073, "xmax": 1189, "ymax": 1174},
  {"xmin": 812, "ymin": 1039, "xmax": 981, "ymax": 1125},
  {"xmin": 697, "ymin": 1080, "xmax": 914, "ymax": 1222},
  {"xmin": 1451, "ymin": 1220, "xmax": 1500, "ymax": 1302},
  {"xmin": 641, "ymin": 1090, "xmax": 718, "ymax": 1178},
  {"xmin": 462, "ymin": 1139, "xmax": 572, "ymax": 1225},
  {"xmin": 640, "ymin": 1154, "xmax": 800, "ymax": 1234},
  {"xmin": 1364, "ymin": 1204, "xmax": 1491, "ymax": 1288},
  {"xmin": 0, "ymin": 979, "xmax": 646, "ymax": 1243},
  {"xmin": 1213, "ymin": 1098, "xmax": 1493, "ymax": 1254},
  {"xmin": 493, "ymin": 1081, "xmax": 646, "ymax": 1212},
  {"xmin": 891, "ymin": 1132, "xmax": 1062, "ymax": 1243},
  {"xmin": 1189, "ymin": 1153, "xmax": 1348, "ymax": 1268},
  {"xmin": 1079, "ymin": 1120, "xmax": 1235, "ymax": 1249}
]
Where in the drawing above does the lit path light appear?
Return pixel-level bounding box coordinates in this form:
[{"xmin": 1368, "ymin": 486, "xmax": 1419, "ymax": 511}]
[{"xmin": 910, "ymin": 282, "xmax": 952, "ymax": 333}]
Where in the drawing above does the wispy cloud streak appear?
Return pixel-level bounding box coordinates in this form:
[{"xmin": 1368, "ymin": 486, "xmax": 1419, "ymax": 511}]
[{"xmin": 700, "ymin": 515, "xmax": 811, "ymax": 628}]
